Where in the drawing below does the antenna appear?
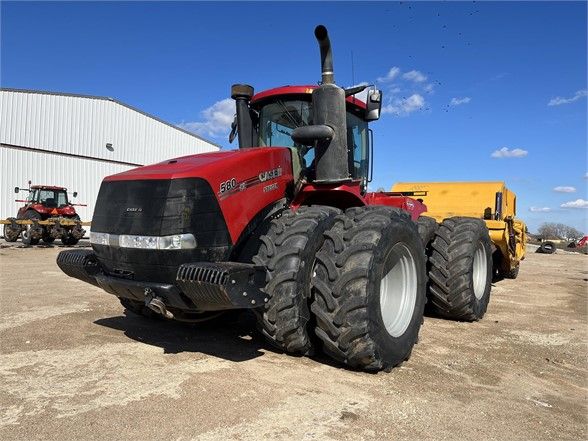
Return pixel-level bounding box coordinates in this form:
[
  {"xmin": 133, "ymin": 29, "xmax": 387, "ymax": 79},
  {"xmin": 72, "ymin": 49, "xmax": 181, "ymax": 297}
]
[
  {"xmin": 351, "ymin": 50, "xmax": 355, "ymax": 104},
  {"xmin": 351, "ymin": 50, "xmax": 355, "ymax": 86}
]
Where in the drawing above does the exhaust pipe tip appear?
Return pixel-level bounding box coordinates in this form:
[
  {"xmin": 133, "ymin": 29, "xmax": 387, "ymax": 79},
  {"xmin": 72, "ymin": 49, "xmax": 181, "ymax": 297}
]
[{"xmin": 314, "ymin": 25, "xmax": 328, "ymax": 40}]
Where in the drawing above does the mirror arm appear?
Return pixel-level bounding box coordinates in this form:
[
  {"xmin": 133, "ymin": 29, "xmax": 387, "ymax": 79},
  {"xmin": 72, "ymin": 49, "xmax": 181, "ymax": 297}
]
[
  {"xmin": 291, "ymin": 125, "xmax": 335, "ymax": 146},
  {"xmin": 368, "ymin": 128, "xmax": 374, "ymax": 183}
]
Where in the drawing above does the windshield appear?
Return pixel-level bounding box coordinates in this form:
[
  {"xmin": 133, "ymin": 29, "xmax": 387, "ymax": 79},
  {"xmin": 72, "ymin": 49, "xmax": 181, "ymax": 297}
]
[
  {"xmin": 35, "ymin": 189, "xmax": 68, "ymax": 207},
  {"xmin": 258, "ymin": 99, "xmax": 312, "ymax": 147},
  {"xmin": 257, "ymin": 97, "xmax": 370, "ymax": 183}
]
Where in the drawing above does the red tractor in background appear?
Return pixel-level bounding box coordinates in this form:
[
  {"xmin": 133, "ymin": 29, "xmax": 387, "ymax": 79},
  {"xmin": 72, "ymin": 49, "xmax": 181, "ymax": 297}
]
[
  {"xmin": 57, "ymin": 26, "xmax": 494, "ymax": 371},
  {"xmin": 4, "ymin": 183, "xmax": 85, "ymax": 246}
]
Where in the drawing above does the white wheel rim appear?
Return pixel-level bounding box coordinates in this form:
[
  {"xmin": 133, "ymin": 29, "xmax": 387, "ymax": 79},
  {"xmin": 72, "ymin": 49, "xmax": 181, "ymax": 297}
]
[
  {"xmin": 379, "ymin": 244, "xmax": 418, "ymax": 338},
  {"xmin": 473, "ymin": 242, "xmax": 488, "ymax": 300}
]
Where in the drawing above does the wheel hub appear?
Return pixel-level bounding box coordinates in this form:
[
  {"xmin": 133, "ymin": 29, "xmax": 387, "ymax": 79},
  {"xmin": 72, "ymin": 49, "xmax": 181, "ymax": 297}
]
[
  {"xmin": 379, "ymin": 243, "xmax": 418, "ymax": 338},
  {"xmin": 473, "ymin": 242, "xmax": 488, "ymax": 299}
]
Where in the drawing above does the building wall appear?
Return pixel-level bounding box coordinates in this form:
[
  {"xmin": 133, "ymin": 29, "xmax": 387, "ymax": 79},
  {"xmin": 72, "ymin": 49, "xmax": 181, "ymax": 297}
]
[{"xmin": 0, "ymin": 89, "xmax": 219, "ymax": 223}]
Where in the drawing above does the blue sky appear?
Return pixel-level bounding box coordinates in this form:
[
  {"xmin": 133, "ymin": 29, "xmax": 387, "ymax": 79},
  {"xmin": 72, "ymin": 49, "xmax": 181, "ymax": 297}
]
[{"xmin": 2, "ymin": 1, "xmax": 587, "ymax": 232}]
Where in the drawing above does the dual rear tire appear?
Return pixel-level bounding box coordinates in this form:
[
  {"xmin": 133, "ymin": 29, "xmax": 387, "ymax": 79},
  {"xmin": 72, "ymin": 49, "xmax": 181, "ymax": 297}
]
[
  {"xmin": 311, "ymin": 207, "xmax": 427, "ymax": 371},
  {"xmin": 427, "ymin": 217, "xmax": 492, "ymax": 321},
  {"xmin": 252, "ymin": 205, "xmax": 341, "ymax": 355}
]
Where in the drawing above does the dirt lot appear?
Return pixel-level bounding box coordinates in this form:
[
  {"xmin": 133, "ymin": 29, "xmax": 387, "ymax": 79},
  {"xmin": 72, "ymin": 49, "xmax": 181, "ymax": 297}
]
[{"xmin": 0, "ymin": 243, "xmax": 586, "ymax": 441}]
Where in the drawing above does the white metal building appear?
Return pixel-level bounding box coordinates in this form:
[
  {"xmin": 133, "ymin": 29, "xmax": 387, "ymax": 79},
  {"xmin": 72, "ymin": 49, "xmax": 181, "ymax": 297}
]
[{"xmin": 0, "ymin": 88, "xmax": 219, "ymax": 221}]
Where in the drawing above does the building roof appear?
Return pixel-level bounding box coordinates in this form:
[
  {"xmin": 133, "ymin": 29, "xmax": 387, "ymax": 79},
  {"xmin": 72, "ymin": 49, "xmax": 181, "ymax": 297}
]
[{"xmin": 0, "ymin": 87, "xmax": 220, "ymax": 148}]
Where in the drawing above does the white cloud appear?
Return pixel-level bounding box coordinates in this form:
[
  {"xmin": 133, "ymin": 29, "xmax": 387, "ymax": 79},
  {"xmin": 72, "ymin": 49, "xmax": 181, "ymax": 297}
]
[
  {"xmin": 450, "ymin": 97, "xmax": 471, "ymax": 106},
  {"xmin": 377, "ymin": 67, "xmax": 401, "ymax": 83},
  {"xmin": 548, "ymin": 89, "xmax": 587, "ymax": 106},
  {"xmin": 553, "ymin": 186, "xmax": 576, "ymax": 193},
  {"xmin": 560, "ymin": 199, "xmax": 588, "ymax": 209},
  {"xmin": 382, "ymin": 94, "xmax": 426, "ymax": 116},
  {"xmin": 402, "ymin": 70, "xmax": 427, "ymax": 83},
  {"xmin": 176, "ymin": 98, "xmax": 234, "ymax": 138},
  {"xmin": 375, "ymin": 67, "xmax": 433, "ymax": 115},
  {"xmin": 490, "ymin": 147, "xmax": 528, "ymax": 158},
  {"xmin": 529, "ymin": 207, "xmax": 552, "ymax": 213},
  {"xmin": 585, "ymin": 172, "xmax": 588, "ymax": 179},
  {"xmin": 423, "ymin": 83, "xmax": 435, "ymax": 93}
]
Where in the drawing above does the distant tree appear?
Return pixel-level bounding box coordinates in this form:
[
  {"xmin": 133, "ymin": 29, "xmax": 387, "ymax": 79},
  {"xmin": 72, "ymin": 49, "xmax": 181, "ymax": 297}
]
[
  {"xmin": 563, "ymin": 225, "xmax": 584, "ymax": 241},
  {"xmin": 537, "ymin": 222, "xmax": 584, "ymax": 240},
  {"xmin": 537, "ymin": 223, "xmax": 560, "ymax": 240}
]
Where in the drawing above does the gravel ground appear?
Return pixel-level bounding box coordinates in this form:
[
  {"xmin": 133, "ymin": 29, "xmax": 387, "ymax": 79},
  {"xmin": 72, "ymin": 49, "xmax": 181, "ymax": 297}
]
[{"xmin": 0, "ymin": 242, "xmax": 586, "ymax": 440}]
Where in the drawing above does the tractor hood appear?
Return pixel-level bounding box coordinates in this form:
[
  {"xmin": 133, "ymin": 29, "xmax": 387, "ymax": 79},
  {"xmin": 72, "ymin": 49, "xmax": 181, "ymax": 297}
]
[
  {"xmin": 105, "ymin": 149, "xmax": 261, "ymax": 182},
  {"xmin": 96, "ymin": 147, "xmax": 295, "ymax": 245}
]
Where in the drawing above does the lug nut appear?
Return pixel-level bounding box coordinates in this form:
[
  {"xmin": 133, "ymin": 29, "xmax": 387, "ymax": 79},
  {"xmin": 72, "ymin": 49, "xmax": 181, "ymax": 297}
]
[
  {"xmin": 243, "ymin": 292, "xmax": 247, "ymax": 296},
  {"xmin": 251, "ymin": 299, "xmax": 256, "ymax": 305}
]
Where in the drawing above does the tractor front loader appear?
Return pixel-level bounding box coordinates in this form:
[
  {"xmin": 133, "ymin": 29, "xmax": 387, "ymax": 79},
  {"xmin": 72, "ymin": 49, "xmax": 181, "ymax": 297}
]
[{"xmin": 57, "ymin": 25, "xmax": 495, "ymax": 371}]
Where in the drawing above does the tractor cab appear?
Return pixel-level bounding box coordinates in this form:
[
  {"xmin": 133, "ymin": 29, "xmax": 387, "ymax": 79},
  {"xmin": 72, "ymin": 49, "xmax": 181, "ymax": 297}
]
[
  {"xmin": 246, "ymin": 86, "xmax": 376, "ymax": 193},
  {"xmin": 24, "ymin": 186, "xmax": 70, "ymax": 208},
  {"xmin": 14, "ymin": 184, "xmax": 79, "ymax": 219}
]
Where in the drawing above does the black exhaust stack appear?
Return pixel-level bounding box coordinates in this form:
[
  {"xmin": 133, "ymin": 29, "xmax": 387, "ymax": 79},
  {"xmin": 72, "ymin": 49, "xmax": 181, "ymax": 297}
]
[
  {"xmin": 292, "ymin": 25, "xmax": 350, "ymax": 183},
  {"xmin": 231, "ymin": 84, "xmax": 257, "ymax": 148},
  {"xmin": 316, "ymin": 25, "xmax": 334, "ymax": 85}
]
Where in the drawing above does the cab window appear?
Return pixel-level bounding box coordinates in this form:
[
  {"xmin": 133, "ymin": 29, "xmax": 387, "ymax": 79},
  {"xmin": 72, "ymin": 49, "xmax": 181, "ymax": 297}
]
[
  {"xmin": 38, "ymin": 190, "xmax": 68, "ymax": 207},
  {"xmin": 346, "ymin": 112, "xmax": 369, "ymax": 181},
  {"xmin": 258, "ymin": 100, "xmax": 312, "ymax": 147}
]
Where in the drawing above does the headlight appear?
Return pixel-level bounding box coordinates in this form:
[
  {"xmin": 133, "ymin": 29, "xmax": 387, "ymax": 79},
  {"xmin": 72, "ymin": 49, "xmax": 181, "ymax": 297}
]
[
  {"xmin": 118, "ymin": 233, "xmax": 197, "ymax": 250},
  {"xmin": 119, "ymin": 235, "xmax": 158, "ymax": 249},
  {"xmin": 158, "ymin": 234, "xmax": 197, "ymax": 250},
  {"xmin": 90, "ymin": 231, "xmax": 110, "ymax": 245},
  {"xmin": 90, "ymin": 232, "xmax": 196, "ymax": 249}
]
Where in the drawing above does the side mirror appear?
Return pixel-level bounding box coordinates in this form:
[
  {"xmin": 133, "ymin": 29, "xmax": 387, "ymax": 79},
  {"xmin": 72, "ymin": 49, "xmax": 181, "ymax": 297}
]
[
  {"xmin": 73, "ymin": 192, "xmax": 78, "ymax": 198},
  {"xmin": 14, "ymin": 187, "xmax": 20, "ymax": 194},
  {"xmin": 365, "ymin": 89, "xmax": 382, "ymax": 121}
]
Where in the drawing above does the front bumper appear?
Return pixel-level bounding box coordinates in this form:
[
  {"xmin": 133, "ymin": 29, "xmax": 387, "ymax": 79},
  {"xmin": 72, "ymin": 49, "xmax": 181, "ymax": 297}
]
[{"xmin": 57, "ymin": 249, "xmax": 267, "ymax": 313}]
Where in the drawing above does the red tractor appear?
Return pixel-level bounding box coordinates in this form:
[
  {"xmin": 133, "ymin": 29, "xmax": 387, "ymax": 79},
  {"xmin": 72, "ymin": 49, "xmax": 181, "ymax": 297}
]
[
  {"xmin": 4, "ymin": 183, "xmax": 85, "ymax": 246},
  {"xmin": 58, "ymin": 26, "xmax": 493, "ymax": 371}
]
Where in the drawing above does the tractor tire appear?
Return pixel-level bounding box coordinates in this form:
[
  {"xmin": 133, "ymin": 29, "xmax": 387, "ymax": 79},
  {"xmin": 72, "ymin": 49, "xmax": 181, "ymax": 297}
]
[
  {"xmin": 537, "ymin": 241, "xmax": 556, "ymax": 254},
  {"xmin": 61, "ymin": 235, "xmax": 80, "ymax": 246},
  {"xmin": 61, "ymin": 215, "xmax": 81, "ymax": 246},
  {"xmin": 3, "ymin": 223, "xmax": 20, "ymax": 242},
  {"xmin": 345, "ymin": 205, "xmax": 411, "ymax": 221},
  {"xmin": 252, "ymin": 205, "xmax": 341, "ymax": 355},
  {"xmin": 311, "ymin": 206, "xmax": 426, "ymax": 371},
  {"xmin": 21, "ymin": 211, "xmax": 41, "ymax": 246},
  {"xmin": 427, "ymin": 217, "xmax": 493, "ymax": 321},
  {"xmin": 42, "ymin": 234, "xmax": 56, "ymax": 244},
  {"xmin": 416, "ymin": 216, "xmax": 438, "ymax": 248}
]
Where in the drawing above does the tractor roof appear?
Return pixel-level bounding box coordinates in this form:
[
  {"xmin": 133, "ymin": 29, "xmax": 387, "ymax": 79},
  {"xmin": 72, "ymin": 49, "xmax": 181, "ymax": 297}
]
[
  {"xmin": 251, "ymin": 85, "xmax": 367, "ymax": 110},
  {"xmin": 30, "ymin": 185, "xmax": 67, "ymax": 191}
]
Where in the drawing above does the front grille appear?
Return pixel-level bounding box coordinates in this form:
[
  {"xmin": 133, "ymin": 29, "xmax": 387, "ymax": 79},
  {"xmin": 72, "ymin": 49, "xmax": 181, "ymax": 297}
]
[
  {"xmin": 91, "ymin": 178, "xmax": 230, "ymax": 247},
  {"xmin": 91, "ymin": 178, "xmax": 232, "ymax": 283}
]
